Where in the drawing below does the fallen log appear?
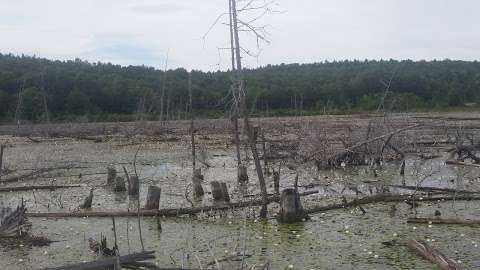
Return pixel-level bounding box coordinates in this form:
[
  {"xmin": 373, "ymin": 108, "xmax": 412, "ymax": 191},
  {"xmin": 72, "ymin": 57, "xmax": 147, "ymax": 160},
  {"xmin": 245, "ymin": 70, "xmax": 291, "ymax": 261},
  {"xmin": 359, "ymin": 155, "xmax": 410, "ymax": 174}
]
[
  {"xmin": 0, "ymin": 185, "xmax": 81, "ymax": 193},
  {"xmin": 27, "ymin": 196, "xmax": 281, "ymax": 218},
  {"xmin": 27, "ymin": 193, "xmax": 480, "ymax": 219},
  {"xmin": 445, "ymin": 160, "xmax": 480, "ymax": 168},
  {"xmin": 407, "ymin": 239, "xmax": 460, "ymax": 270},
  {"xmin": 407, "ymin": 217, "xmax": 480, "ymax": 226},
  {"xmin": 0, "ymin": 165, "xmax": 74, "ymax": 184},
  {"xmin": 42, "ymin": 251, "xmax": 155, "ymax": 270},
  {"xmin": 306, "ymin": 194, "xmax": 480, "ymax": 215},
  {"xmin": 389, "ymin": 185, "xmax": 479, "ymax": 194}
]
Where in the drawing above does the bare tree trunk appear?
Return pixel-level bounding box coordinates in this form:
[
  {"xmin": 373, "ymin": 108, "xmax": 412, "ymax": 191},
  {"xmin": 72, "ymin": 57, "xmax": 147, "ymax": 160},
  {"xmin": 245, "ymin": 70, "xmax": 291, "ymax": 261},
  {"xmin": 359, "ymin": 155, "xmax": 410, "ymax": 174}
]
[
  {"xmin": 14, "ymin": 79, "xmax": 25, "ymax": 135},
  {"xmin": 0, "ymin": 144, "xmax": 4, "ymax": 181},
  {"xmin": 159, "ymin": 54, "xmax": 169, "ymax": 122},
  {"xmin": 261, "ymin": 130, "xmax": 269, "ymax": 175},
  {"xmin": 230, "ymin": 0, "xmax": 268, "ymax": 217},
  {"xmin": 165, "ymin": 90, "xmax": 171, "ymax": 122},
  {"xmin": 189, "ymin": 72, "xmax": 196, "ymax": 172},
  {"xmin": 40, "ymin": 71, "xmax": 50, "ymax": 124},
  {"xmin": 229, "ymin": 0, "xmax": 244, "ymax": 182}
]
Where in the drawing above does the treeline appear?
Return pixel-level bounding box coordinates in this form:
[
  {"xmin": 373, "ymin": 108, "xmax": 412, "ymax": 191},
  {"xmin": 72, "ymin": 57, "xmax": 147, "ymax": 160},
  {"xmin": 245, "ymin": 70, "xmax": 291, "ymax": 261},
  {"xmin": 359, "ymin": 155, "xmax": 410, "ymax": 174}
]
[{"xmin": 0, "ymin": 53, "xmax": 479, "ymax": 122}]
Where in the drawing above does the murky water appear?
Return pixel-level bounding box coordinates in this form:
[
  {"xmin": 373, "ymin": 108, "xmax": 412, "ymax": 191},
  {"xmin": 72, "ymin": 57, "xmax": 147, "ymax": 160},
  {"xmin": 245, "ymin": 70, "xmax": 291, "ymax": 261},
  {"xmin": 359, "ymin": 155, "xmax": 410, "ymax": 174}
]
[{"xmin": 1, "ymin": 136, "xmax": 480, "ymax": 269}]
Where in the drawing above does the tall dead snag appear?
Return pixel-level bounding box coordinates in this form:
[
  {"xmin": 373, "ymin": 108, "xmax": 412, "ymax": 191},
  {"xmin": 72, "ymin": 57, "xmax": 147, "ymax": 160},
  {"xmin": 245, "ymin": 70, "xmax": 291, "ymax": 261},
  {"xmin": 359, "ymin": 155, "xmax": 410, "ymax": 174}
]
[
  {"xmin": 144, "ymin": 186, "xmax": 161, "ymax": 210},
  {"xmin": 189, "ymin": 71, "xmax": 205, "ymax": 200},
  {"xmin": 227, "ymin": 0, "xmax": 247, "ymax": 184},
  {"xmin": 189, "ymin": 72, "xmax": 196, "ymax": 173},
  {"xmin": 0, "ymin": 144, "xmax": 4, "ymax": 181},
  {"xmin": 407, "ymin": 239, "xmax": 461, "ymax": 270},
  {"xmin": 228, "ymin": 0, "xmax": 270, "ymax": 217}
]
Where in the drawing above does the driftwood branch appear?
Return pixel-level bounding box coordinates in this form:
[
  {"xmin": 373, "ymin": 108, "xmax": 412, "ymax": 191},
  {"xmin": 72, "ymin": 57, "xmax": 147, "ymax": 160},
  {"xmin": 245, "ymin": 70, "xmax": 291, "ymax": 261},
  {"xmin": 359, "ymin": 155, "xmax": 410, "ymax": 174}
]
[
  {"xmin": 407, "ymin": 239, "xmax": 460, "ymax": 270},
  {"xmin": 407, "ymin": 218, "xmax": 480, "ymax": 226},
  {"xmin": 42, "ymin": 251, "xmax": 156, "ymax": 270},
  {"xmin": 0, "ymin": 185, "xmax": 81, "ymax": 193},
  {"xmin": 0, "ymin": 165, "xmax": 74, "ymax": 184},
  {"xmin": 306, "ymin": 194, "xmax": 480, "ymax": 215},
  {"xmin": 445, "ymin": 160, "xmax": 480, "ymax": 168},
  {"xmin": 389, "ymin": 185, "xmax": 480, "ymax": 194},
  {"xmin": 27, "ymin": 193, "xmax": 480, "ymax": 219}
]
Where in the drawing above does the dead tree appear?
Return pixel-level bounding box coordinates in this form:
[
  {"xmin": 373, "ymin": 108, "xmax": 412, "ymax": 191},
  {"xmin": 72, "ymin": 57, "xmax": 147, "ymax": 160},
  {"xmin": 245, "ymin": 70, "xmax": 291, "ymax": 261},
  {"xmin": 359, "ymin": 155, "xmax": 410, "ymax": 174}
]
[
  {"xmin": 0, "ymin": 144, "xmax": 4, "ymax": 181},
  {"xmin": 189, "ymin": 72, "xmax": 196, "ymax": 172},
  {"xmin": 188, "ymin": 71, "xmax": 205, "ymax": 200},
  {"xmin": 144, "ymin": 186, "xmax": 161, "ymax": 210},
  {"xmin": 159, "ymin": 53, "xmax": 169, "ymax": 122},
  {"xmin": 40, "ymin": 70, "xmax": 51, "ymax": 124},
  {"xmin": 228, "ymin": 0, "xmax": 276, "ymax": 218},
  {"xmin": 14, "ymin": 78, "xmax": 25, "ymax": 134}
]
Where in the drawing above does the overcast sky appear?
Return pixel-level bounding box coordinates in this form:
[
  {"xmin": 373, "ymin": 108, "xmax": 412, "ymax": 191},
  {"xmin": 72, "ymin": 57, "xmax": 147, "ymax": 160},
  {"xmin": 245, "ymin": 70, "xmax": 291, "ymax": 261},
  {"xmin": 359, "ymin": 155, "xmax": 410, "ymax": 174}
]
[{"xmin": 1, "ymin": 0, "xmax": 479, "ymax": 71}]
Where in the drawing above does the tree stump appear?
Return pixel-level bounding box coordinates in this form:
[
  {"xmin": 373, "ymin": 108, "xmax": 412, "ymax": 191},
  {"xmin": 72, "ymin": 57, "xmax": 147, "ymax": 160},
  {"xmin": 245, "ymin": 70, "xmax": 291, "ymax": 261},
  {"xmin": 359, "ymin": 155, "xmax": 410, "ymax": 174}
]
[
  {"xmin": 278, "ymin": 188, "xmax": 308, "ymax": 223},
  {"xmin": 128, "ymin": 176, "xmax": 139, "ymax": 196},
  {"xmin": 211, "ymin": 181, "xmax": 230, "ymax": 202},
  {"xmin": 192, "ymin": 169, "xmax": 204, "ymax": 198},
  {"xmin": 114, "ymin": 176, "xmax": 127, "ymax": 192},
  {"xmin": 107, "ymin": 167, "xmax": 117, "ymax": 185},
  {"xmin": 144, "ymin": 186, "xmax": 161, "ymax": 210},
  {"xmin": 273, "ymin": 171, "xmax": 280, "ymax": 195},
  {"xmin": 238, "ymin": 165, "xmax": 248, "ymax": 183},
  {"xmin": 80, "ymin": 189, "xmax": 94, "ymax": 209}
]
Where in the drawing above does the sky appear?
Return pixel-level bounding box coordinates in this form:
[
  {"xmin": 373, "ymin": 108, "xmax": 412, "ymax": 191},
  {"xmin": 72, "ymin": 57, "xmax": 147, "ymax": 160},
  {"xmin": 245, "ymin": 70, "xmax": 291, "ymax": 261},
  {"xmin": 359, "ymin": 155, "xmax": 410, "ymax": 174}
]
[{"xmin": 0, "ymin": 0, "xmax": 479, "ymax": 71}]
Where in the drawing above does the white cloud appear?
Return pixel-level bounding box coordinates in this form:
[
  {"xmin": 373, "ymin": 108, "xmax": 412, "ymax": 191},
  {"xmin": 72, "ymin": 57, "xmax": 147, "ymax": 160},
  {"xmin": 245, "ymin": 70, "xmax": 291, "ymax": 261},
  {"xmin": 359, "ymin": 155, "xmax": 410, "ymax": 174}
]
[{"xmin": 0, "ymin": 0, "xmax": 479, "ymax": 70}]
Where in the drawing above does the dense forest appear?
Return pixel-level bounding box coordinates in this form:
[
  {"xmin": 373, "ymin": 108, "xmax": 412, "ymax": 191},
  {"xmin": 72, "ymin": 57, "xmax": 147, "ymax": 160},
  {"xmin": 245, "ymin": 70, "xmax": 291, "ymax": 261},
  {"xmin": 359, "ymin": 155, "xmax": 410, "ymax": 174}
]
[{"xmin": 0, "ymin": 53, "xmax": 479, "ymax": 122}]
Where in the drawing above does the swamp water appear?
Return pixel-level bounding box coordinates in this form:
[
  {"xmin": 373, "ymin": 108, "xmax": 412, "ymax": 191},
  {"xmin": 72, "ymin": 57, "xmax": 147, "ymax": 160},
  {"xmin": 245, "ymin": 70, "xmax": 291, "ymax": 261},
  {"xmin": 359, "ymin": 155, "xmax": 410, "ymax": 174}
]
[{"xmin": 0, "ymin": 137, "xmax": 479, "ymax": 269}]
